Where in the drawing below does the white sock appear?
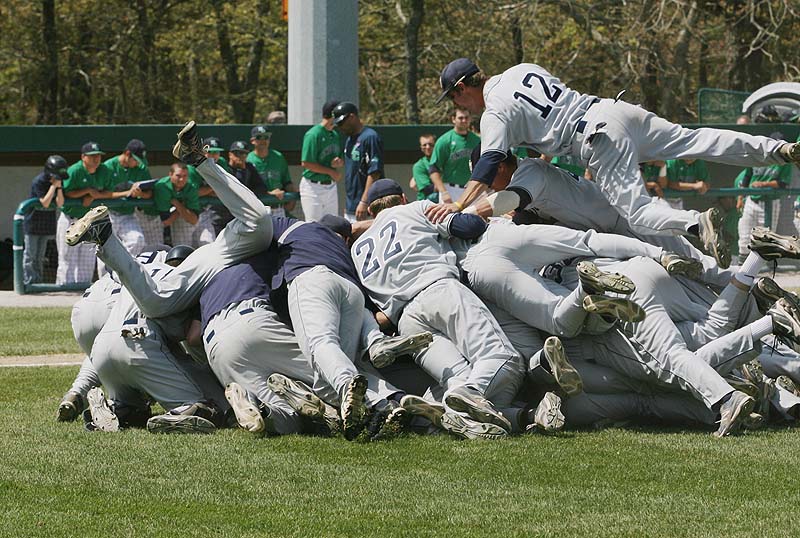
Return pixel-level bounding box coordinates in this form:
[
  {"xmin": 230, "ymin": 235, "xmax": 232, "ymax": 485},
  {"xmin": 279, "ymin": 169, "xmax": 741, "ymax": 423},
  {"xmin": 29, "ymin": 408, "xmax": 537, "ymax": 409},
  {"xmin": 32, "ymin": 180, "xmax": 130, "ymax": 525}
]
[
  {"xmin": 734, "ymin": 251, "xmax": 765, "ymax": 287},
  {"xmin": 749, "ymin": 315, "xmax": 774, "ymax": 340}
]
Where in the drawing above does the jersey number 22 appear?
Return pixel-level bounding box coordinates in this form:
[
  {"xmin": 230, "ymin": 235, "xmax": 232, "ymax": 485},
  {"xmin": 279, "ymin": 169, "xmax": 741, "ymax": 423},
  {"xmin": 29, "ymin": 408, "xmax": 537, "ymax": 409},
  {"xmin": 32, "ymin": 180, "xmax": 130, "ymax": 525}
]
[{"xmin": 355, "ymin": 220, "xmax": 403, "ymax": 279}]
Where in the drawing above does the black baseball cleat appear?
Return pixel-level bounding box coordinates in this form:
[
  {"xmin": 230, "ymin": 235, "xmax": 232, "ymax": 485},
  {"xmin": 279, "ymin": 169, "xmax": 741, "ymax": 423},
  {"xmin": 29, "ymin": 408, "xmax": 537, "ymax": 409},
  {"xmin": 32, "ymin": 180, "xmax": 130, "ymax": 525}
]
[
  {"xmin": 698, "ymin": 207, "xmax": 731, "ymax": 269},
  {"xmin": 172, "ymin": 120, "xmax": 207, "ymax": 166},
  {"xmin": 341, "ymin": 374, "xmax": 369, "ymax": 441},
  {"xmin": 779, "ymin": 142, "xmax": 800, "ymax": 164},
  {"xmin": 146, "ymin": 413, "xmax": 216, "ymax": 434},
  {"xmin": 65, "ymin": 206, "xmax": 112, "ymax": 246},
  {"xmin": 577, "ymin": 260, "xmax": 635, "ymax": 295},
  {"xmin": 749, "ymin": 227, "xmax": 800, "ymax": 260},
  {"xmin": 57, "ymin": 391, "xmax": 86, "ymax": 422},
  {"xmin": 768, "ymin": 297, "xmax": 800, "ymax": 347},
  {"xmin": 751, "ymin": 277, "xmax": 797, "ymax": 315}
]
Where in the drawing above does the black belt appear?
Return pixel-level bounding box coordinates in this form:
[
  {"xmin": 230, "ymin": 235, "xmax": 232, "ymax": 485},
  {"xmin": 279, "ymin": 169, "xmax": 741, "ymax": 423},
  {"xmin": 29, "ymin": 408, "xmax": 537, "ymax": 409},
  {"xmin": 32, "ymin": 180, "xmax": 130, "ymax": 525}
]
[
  {"xmin": 576, "ymin": 98, "xmax": 601, "ymax": 134},
  {"xmin": 447, "ymin": 182, "xmax": 463, "ymax": 188},
  {"xmin": 308, "ymin": 178, "xmax": 332, "ymax": 185}
]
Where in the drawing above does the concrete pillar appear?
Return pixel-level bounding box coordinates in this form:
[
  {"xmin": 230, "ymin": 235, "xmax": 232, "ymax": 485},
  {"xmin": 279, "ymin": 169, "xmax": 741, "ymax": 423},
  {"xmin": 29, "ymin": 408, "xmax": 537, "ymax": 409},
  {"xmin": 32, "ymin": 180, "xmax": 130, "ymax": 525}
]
[{"xmin": 287, "ymin": 0, "xmax": 359, "ymax": 125}]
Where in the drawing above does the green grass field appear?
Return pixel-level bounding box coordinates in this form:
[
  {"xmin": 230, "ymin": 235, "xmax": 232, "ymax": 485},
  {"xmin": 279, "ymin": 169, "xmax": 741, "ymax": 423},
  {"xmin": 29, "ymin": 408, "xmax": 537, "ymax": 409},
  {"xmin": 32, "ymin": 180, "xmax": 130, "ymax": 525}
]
[{"xmin": 2, "ymin": 303, "xmax": 800, "ymax": 538}]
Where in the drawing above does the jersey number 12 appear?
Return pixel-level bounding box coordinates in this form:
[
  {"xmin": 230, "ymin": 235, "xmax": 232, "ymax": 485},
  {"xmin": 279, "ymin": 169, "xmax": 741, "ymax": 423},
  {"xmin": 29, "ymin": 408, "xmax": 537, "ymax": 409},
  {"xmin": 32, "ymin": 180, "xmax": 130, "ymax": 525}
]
[{"xmin": 513, "ymin": 72, "xmax": 562, "ymax": 119}]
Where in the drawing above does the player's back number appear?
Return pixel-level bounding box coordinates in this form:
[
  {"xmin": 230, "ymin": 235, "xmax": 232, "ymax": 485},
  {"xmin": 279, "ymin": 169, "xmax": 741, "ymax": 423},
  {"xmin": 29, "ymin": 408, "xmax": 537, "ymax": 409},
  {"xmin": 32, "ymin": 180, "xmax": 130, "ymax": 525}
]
[{"xmin": 513, "ymin": 72, "xmax": 562, "ymax": 119}]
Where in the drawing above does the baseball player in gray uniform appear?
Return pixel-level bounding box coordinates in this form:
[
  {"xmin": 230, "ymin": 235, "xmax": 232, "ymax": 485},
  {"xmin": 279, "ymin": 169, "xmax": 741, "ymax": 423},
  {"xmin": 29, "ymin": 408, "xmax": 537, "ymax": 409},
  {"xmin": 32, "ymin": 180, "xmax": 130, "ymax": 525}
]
[
  {"xmin": 429, "ymin": 59, "xmax": 800, "ymax": 268},
  {"xmin": 352, "ymin": 179, "xmax": 527, "ymax": 440}
]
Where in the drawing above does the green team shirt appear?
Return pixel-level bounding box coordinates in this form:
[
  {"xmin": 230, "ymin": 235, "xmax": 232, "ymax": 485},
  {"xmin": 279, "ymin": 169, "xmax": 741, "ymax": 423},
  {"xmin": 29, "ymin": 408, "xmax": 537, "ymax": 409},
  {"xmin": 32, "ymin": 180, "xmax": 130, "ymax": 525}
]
[
  {"xmin": 550, "ymin": 155, "xmax": 585, "ymax": 177},
  {"xmin": 301, "ymin": 124, "xmax": 342, "ymax": 183},
  {"xmin": 62, "ymin": 161, "xmax": 113, "ymax": 218},
  {"xmin": 428, "ymin": 129, "xmax": 481, "ymax": 187},
  {"xmin": 666, "ymin": 159, "xmax": 708, "ymax": 184},
  {"xmin": 734, "ymin": 164, "xmax": 791, "ymax": 202},
  {"xmin": 188, "ymin": 156, "xmax": 230, "ymax": 189},
  {"xmin": 412, "ymin": 156, "xmax": 438, "ymax": 202},
  {"xmin": 247, "ymin": 149, "xmax": 291, "ymax": 192},
  {"xmin": 640, "ymin": 164, "xmax": 662, "ymax": 183},
  {"xmin": 103, "ymin": 156, "xmax": 151, "ymax": 215},
  {"xmin": 141, "ymin": 176, "xmax": 200, "ymax": 217}
]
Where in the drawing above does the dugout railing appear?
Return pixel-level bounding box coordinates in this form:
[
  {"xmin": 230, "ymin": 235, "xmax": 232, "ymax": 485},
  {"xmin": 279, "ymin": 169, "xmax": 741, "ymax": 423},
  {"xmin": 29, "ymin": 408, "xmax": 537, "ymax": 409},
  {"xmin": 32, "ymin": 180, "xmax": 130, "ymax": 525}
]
[{"xmin": 13, "ymin": 193, "xmax": 298, "ymax": 294}]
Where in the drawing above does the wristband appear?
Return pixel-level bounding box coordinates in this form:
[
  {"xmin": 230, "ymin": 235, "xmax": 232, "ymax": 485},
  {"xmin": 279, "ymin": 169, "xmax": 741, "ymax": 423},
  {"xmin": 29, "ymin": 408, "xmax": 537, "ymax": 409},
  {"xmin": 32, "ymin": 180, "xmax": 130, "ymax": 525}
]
[{"xmin": 453, "ymin": 201, "xmax": 463, "ymax": 211}]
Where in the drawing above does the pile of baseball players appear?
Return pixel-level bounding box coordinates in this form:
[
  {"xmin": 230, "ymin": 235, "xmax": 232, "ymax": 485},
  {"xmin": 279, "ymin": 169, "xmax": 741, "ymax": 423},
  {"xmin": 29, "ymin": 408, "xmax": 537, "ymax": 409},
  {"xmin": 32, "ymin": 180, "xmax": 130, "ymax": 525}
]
[{"xmin": 55, "ymin": 58, "xmax": 800, "ymax": 441}]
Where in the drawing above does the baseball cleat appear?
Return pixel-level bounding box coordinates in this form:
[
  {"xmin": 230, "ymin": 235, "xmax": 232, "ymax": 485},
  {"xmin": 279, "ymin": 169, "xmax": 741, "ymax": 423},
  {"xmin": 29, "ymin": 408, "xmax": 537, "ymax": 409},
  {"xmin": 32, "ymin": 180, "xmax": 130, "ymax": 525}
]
[
  {"xmin": 225, "ymin": 382, "xmax": 265, "ymax": 434},
  {"xmin": 440, "ymin": 411, "xmax": 508, "ymax": 440},
  {"xmin": 660, "ymin": 252, "xmax": 704, "ymax": 280},
  {"xmin": 267, "ymin": 373, "xmax": 325, "ymax": 420},
  {"xmin": 444, "ymin": 385, "xmax": 511, "ymax": 432},
  {"xmin": 172, "ymin": 120, "xmax": 207, "ymax": 166},
  {"xmin": 341, "ymin": 374, "xmax": 369, "ymax": 441},
  {"xmin": 368, "ymin": 331, "xmax": 433, "ymax": 368},
  {"xmin": 577, "ymin": 260, "xmax": 635, "ymax": 295},
  {"xmin": 542, "ymin": 336, "xmax": 583, "ymax": 396},
  {"xmin": 714, "ymin": 390, "xmax": 755, "ymax": 437},
  {"xmin": 400, "ymin": 394, "xmax": 445, "ymax": 428},
  {"xmin": 582, "ymin": 295, "xmax": 646, "ymax": 323},
  {"xmin": 86, "ymin": 387, "xmax": 119, "ymax": 432},
  {"xmin": 369, "ymin": 402, "xmax": 411, "ymax": 441},
  {"xmin": 768, "ymin": 297, "xmax": 800, "ymax": 346},
  {"xmin": 776, "ymin": 375, "xmax": 800, "ymax": 396},
  {"xmin": 65, "ymin": 205, "xmax": 112, "ymax": 246},
  {"xmin": 749, "ymin": 227, "xmax": 800, "ymax": 260},
  {"xmin": 698, "ymin": 207, "xmax": 731, "ymax": 269},
  {"xmin": 779, "ymin": 142, "xmax": 800, "ymax": 164},
  {"xmin": 526, "ymin": 392, "xmax": 565, "ymax": 433},
  {"xmin": 57, "ymin": 391, "xmax": 86, "ymax": 422},
  {"xmin": 751, "ymin": 277, "xmax": 796, "ymax": 315},
  {"xmin": 740, "ymin": 412, "xmax": 766, "ymax": 431},
  {"xmin": 146, "ymin": 413, "xmax": 216, "ymax": 434}
]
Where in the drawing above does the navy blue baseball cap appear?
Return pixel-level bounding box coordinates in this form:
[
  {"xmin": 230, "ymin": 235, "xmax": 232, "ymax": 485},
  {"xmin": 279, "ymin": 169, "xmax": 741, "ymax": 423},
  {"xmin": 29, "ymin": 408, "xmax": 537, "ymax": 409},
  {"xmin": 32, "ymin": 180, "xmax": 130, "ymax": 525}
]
[
  {"xmin": 204, "ymin": 137, "xmax": 224, "ymax": 153},
  {"xmin": 435, "ymin": 58, "xmax": 480, "ymax": 104},
  {"xmin": 332, "ymin": 102, "xmax": 358, "ymax": 126},
  {"xmin": 319, "ymin": 214, "xmax": 352, "ymax": 239},
  {"xmin": 229, "ymin": 140, "xmax": 249, "ymax": 153},
  {"xmin": 367, "ymin": 178, "xmax": 404, "ymax": 205},
  {"xmin": 81, "ymin": 141, "xmax": 105, "ymax": 155},
  {"xmin": 125, "ymin": 139, "xmax": 147, "ymax": 161},
  {"xmin": 251, "ymin": 125, "xmax": 271, "ymax": 139},
  {"xmin": 322, "ymin": 100, "xmax": 340, "ymax": 118}
]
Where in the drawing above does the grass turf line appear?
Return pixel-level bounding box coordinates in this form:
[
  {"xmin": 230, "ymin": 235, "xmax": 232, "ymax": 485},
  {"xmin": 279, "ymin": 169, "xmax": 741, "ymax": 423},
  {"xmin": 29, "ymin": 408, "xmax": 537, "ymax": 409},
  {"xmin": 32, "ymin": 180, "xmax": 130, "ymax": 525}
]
[
  {"xmin": 0, "ymin": 307, "xmax": 80, "ymax": 356},
  {"xmin": 2, "ymin": 366, "xmax": 800, "ymax": 538}
]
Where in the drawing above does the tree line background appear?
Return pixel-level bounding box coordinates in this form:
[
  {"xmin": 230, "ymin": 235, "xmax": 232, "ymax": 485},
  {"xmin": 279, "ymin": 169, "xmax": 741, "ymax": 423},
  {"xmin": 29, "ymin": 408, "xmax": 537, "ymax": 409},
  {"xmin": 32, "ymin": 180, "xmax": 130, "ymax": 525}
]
[{"xmin": 1, "ymin": 0, "xmax": 798, "ymax": 126}]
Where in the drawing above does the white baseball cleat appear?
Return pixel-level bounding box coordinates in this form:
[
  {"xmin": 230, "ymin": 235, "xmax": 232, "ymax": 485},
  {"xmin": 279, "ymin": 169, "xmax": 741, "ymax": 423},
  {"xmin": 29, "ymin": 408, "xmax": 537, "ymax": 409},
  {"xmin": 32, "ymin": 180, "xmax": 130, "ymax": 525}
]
[
  {"xmin": 440, "ymin": 411, "xmax": 508, "ymax": 440},
  {"xmin": 714, "ymin": 390, "xmax": 755, "ymax": 437},
  {"xmin": 368, "ymin": 331, "xmax": 433, "ymax": 368},
  {"xmin": 267, "ymin": 373, "xmax": 325, "ymax": 420},
  {"xmin": 583, "ymin": 295, "xmax": 646, "ymax": 323},
  {"xmin": 400, "ymin": 394, "xmax": 445, "ymax": 428},
  {"xmin": 526, "ymin": 392, "xmax": 565, "ymax": 433},
  {"xmin": 86, "ymin": 387, "xmax": 119, "ymax": 432},
  {"xmin": 542, "ymin": 336, "xmax": 583, "ymax": 396},
  {"xmin": 341, "ymin": 374, "xmax": 368, "ymax": 441},
  {"xmin": 444, "ymin": 385, "xmax": 511, "ymax": 432},
  {"xmin": 577, "ymin": 260, "xmax": 635, "ymax": 295},
  {"xmin": 225, "ymin": 382, "xmax": 265, "ymax": 434}
]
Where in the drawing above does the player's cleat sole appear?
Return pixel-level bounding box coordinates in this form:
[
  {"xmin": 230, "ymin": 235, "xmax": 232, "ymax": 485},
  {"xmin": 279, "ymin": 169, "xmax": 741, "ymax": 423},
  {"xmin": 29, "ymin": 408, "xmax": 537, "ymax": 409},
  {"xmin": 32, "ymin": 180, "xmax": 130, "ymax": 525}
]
[
  {"xmin": 776, "ymin": 375, "xmax": 800, "ymax": 396},
  {"xmin": 751, "ymin": 277, "xmax": 796, "ymax": 315},
  {"xmin": 370, "ymin": 405, "xmax": 411, "ymax": 441},
  {"xmin": 698, "ymin": 207, "xmax": 731, "ymax": 269},
  {"xmin": 769, "ymin": 297, "xmax": 800, "ymax": 346},
  {"xmin": 542, "ymin": 336, "xmax": 583, "ymax": 396},
  {"xmin": 577, "ymin": 260, "xmax": 635, "ymax": 295},
  {"xmin": 267, "ymin": 373, "xmax": 325, "ymax": 420},
  {"xmin": 582, "ymin": 295, "xmax": 646, "ymax": 323},
  {"xmin": 65, "ymin": 205, "xmax": 111, "ymax": 246},
  {"xmin": 341, "ymin": 374, "xmax": 368, "ymax": 441},
  {"xmin": 86, "ymin": 387, "xmax": 119, "ymax": 432},
  {"xmin": 527, "ymin": 392, "xmax": 565, "ymax": 433},
  {"xmin": 57, "ymin": 391, "xmax": 86, "ymax": 422},
  {"xmin": 440, "ymin": 411, "xmax": 508, "ymax": 440},
  {"xmin": 225, "ymin": 382, "xmax": 265, "ymax": 434},
  {"xmin": 779, "ymin": 142, "xmax": 800, "ymax": 164},
  {"xmin": 714, "ymin": 390, "xmax": 755, "ymax": 437},
  {"xmin": 146, "ymin": 413, "xmax": 216, "ymax": 434},
  {"xmin": 368, "ymin": 331, "xmax": 433, "ymax": 368},
  {"xmin": 660, "ymin": 252, "xmax": 703, "ymax": 280},
  {"xmin": 749, "ymin": 227, "xmax": 800, "ymax": 260},
  {"xmin": 400, "ymin": 394, "xmax": 445, "ymax": 428},
  {"xmin": 172, "ymin": 120, "xmax": 207, "ymax": 166},
  {"xmin": 444, "ymin": 385, "xmax": 511, "ymax": 432}
]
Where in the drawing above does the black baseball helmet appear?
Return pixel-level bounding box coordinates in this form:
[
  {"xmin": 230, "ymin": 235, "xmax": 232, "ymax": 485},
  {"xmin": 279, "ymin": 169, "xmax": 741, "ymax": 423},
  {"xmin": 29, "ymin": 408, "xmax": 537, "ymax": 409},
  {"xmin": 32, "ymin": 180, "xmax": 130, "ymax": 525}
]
[
  {"xmin": 45, "ymin": 155, "xmax": 69, "ymax": 180},
  {"xmin": 332, "ymin": 102, "xmax": 358, "ymax": 126},
  {"xmin": 165, "ymin": 244, "xmax": 195, "ymax": 266}
]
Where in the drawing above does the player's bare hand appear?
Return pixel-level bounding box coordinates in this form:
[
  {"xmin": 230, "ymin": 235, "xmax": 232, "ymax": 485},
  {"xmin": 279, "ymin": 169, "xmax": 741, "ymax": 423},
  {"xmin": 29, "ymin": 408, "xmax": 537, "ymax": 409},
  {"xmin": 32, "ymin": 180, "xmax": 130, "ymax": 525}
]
[
  {"xmin": 441, "ymin": 192, "xmax": 453, "ymax": 204},
  {"xmin": 331, "ymin": 157, "xmax": 344, "ymax": 169},
  {"xmin": 50, "ymin": 178, "xmax": 62, "ymax": 188},
  {"xmin": 695, "ymin": 181, "xmax": 709, "ymax": 195},
  {"xmin": 81, "ymin": 195, "xmax": 92, "ymax": 207},
  {"xmin": 356, "ymin": 202, "xmax": 369, "ymax": 221},
  {"xmin": 425, "ymin": 202, "xmax": 458, "ymax": 224},
  {"xmin": 330, "ymin": 170, "xmax": 342, "ymax": 182},
  {"xmin": 271, "ymin": 189, "xmax": 286, "ymax": 200}
]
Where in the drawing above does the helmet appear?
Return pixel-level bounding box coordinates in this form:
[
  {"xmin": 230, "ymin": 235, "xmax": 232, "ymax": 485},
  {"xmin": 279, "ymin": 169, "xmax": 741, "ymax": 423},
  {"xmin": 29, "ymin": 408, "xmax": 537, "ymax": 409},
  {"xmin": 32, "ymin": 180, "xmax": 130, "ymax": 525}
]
[
  {"xmin": 165, "ymin": 244, "xmax": 195, "ymax": 266},
  {"xmin": 332, "ymin": 102, "xmax": 358, "ymax": 126},
  {"xmin": 45, "ymin": 155, "xmax": 69, "ymax": 180}
]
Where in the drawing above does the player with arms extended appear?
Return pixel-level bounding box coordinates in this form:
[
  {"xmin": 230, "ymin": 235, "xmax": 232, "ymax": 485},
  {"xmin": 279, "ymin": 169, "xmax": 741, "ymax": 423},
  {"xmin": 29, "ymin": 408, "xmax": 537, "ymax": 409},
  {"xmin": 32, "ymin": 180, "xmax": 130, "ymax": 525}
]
[{"xmin": 427, "ymin": 58, "xmax": 800, "ymax": 269}]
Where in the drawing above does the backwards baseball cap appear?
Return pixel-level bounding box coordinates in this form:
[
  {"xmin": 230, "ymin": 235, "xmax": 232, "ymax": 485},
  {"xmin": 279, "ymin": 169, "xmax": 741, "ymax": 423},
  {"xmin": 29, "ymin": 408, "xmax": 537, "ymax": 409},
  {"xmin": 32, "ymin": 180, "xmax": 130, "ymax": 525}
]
[
  {"xmin": 81, "ymin": 141, "xmax": 105, "ymax": 155},
  {"xmin": 435, "ymin": 58, "xmax": 480, "ymax": 105},
  {"xmin": 251, "ymin": 125, "xmax": 271, "ymax": 139},
  {"xmin": 322, "ymin": 99, "xmax": 340, "ymax": 119},
  {"xmin": 319, "ymin": 214, "xmax": 352, "ymax": 239},
  {"xmin": 366, "ymin": 178, "xmax": 404, "ymax": 205},
  {"xmin": 229, "ymin": 140, "xmax": 249, "ymax": 153},
  {"xmin": 332, "ymin": 102, "xmax": 358, "ymax": 126},
  {"xmin": 204, "ymin": 137, "xmax": 224, "ymax": 153}
]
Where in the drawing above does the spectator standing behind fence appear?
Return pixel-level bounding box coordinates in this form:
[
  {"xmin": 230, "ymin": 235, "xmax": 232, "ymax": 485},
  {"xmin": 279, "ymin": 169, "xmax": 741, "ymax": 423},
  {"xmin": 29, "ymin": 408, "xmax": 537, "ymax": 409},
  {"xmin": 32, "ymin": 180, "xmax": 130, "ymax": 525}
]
[
  {"xmin": 736, "ymin": 160, "xmax": 792, "ymax": 263},
  {"xmin": 640, "ymin": 160, "xmax": 667, "ymax": 198},
  {"xmin": 410, "ymin": 134, "xmax": 438, "ymax": 202},
  {"xmin": 57, "ymin": 142, "xmax": 113, "ymax": 285},
  {"xmin": 428, "ymin": 107, "xmax": 481, "ymax": 204},
  {"xmin": 154, "ymin": 163, "xmax": 209, "ymax": 247},
  {"xmin": 209, "ymin": 140, "xmax": 268, "ymax": 234},
  {"xmin": 247, "ymin": 125, "xmax": 296, "ymax": 218},
  {"xmin": 299, "ymin": 100, "xmax": 344, "ymax": 221},
  {"xmin": 332, "ymin": 101, "xmax": 384, "ymax": 222},
  {"xmin": 665, "ymin": 158, "xmax": 710, "ymax": 210},
  {"xmin": 103, "ymin": 139, "xmax": 149, "ymax": 261},
  {"xmin": 24, "ymin": 155, "xmax": 66, "ymax": 285}
]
